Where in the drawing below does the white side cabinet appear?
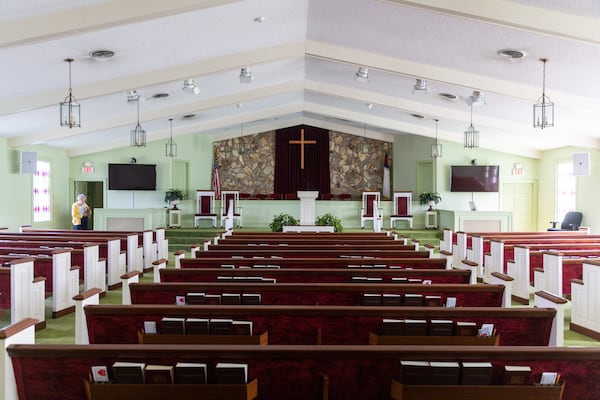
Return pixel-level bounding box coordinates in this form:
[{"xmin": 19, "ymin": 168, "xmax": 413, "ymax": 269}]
[
  {"xmin": 425, "ymin": 211, "xmax": 438, "ymax": 229},
  {"xmin": 168, "ymin": 208, "xmax": 182, "ymax": 228}
]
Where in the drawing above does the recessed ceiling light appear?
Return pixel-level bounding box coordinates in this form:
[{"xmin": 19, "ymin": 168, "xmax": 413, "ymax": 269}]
[
  {"xmin": 89, "ymin": 49, "xmax": 115, "ymax": 59},
  {"xmin": 152, "ymin": 93, "xmax": 169, "ymax": 99},
  {"xmin": 410, "ymin": 113, "xmax": 425, "ymax": 119},
  {"xmin": 439, "ymin": 92, "xmax": 459, "ymax": 102},
  {"xmin": 497, "ymin": 48, "xmax": 526, "ymax": 60}
]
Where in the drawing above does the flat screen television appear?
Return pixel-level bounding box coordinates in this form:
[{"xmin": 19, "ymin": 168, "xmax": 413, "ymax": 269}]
[
  {"xmin": 108, "ymin": 163, "xmax": 156, "ymax": 191},
  {"xmin": 450, "ymin": 165, "xmax": 499, "ymax": 192}
]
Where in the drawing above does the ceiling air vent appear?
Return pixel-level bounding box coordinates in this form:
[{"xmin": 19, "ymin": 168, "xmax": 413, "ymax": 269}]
[
  {"xmin": 439, "ymin": 93, "xmax": 459, "ymax": 102},
  {"xmin": 497, "ymin": 49, "xmax": 526, "ymax": 60}
]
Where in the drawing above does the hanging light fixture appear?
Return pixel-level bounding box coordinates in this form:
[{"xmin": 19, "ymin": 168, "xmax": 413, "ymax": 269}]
[
  {"xmin": 59, "ymin": 58, "xmax": 81, "ymax": 128},
  {"xmin": 362, "ymin": 123, "xmax": 369, "ymax": 153},
  {"xmin": 238, "ymin": 122, "xmax": 246, "ymax": 154},
  {"xmin": 165, "ymin": 118, "xmax": 177, "ymax": 157},
  {"xmin": 431, "ymin": 118, "xmax": 442, "ymax": 158},
  {"xmin": 464, "ymin": 103, "xmax": 479, "ymax": 149},
  {"xmin": 130, "ymin": 98, "xmax": 146, "ymax": 147},
  {"xmin": 533, "ymin": 57, "xmax": 554, "ymax": 129}
]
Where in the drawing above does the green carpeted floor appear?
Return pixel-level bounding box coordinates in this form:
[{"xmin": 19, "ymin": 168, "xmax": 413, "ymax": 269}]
[{"xmin": 2, "ymin": 228, "xmax": 599, "ymax": 347}]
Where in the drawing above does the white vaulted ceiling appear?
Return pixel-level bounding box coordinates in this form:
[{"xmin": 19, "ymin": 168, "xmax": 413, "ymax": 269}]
[{"xmin": 2, "ymin": 0, "xmax": 600, "ymax": 158}]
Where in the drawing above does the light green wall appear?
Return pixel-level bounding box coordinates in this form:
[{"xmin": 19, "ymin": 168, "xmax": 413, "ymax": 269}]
[
  {"xmin": 68, "ymin": 133, "xmax": 214, "ymax": 227},
  {"xmin": 393, "ymin": 134, "xmax": 539, "ymax": 219},
  {"xmin": 3, "ymin": 128, "xmax": 598, "ymax": 232},
  {"xmin": 538, "ymin": 146, "xmax": 599, "ymax": 232},
  {"xmin": 0, "ymin": 139, "xmax": 70, "ymax": 230}
]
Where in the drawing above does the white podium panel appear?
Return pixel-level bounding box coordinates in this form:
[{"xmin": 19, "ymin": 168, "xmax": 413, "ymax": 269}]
[{"xmin": 297, "ymin": 191, "xmax": 319, "ymax": 225}]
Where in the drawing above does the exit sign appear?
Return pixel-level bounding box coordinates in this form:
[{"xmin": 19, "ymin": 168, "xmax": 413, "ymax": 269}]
[{"xmin": 82, "ymin": 166, "xmax": 94, "ymax": 174}]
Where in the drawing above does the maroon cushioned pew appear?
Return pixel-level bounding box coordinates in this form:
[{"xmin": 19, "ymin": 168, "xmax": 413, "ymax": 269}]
[
  {"xmin": 183, "ymin": 257, "xmax": 443, "ymax": 269},
  {"xmin": 129, "ymin": 282, "xmax": 504, "ymax": 307},
  {"xmin": 160, "ymin": 267, "xmax": 471, "ymax": 284},
  {"xmin": 84, "ymin": 304, "xmax": 555, "ymax": 346},
  {"xmin": 7, "ymin": 344, "xmax": 599, "ymax": 400}
]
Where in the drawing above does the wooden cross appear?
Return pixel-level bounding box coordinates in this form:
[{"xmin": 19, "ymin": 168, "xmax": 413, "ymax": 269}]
[{"xmin": 289, "ymin": 129, "xmax": 316, "ymax": 169}]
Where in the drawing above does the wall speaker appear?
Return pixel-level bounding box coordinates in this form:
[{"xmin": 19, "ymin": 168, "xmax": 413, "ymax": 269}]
[
  {"xmin": 20, "ymin": 151, "xmax": 37, "ymax": 174},
  {"xmin": 573, "ymin": 152, "xmax": 590, "ymax": 176}
]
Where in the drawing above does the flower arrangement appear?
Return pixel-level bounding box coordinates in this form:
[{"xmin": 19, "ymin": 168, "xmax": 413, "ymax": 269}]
[
  {"xmin": 418, "ymin": 192, "xmax": 442, "ymax": 211},
  {"xmin": 315, "ymin": 212, "xmax": 343, "ymax": 232},
  {"xmin": 164, "ymin": 189, "xmax": 184, "ymax": 209},
  {"xmin": 269, "ymin": 213, "xmax": 299, "ymax": 232}
]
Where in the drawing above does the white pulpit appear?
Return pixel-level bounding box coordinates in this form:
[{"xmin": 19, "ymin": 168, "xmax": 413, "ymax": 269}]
[{"xmin": 297, "ymin": 191, "xmax": 319, "ymax": 225}]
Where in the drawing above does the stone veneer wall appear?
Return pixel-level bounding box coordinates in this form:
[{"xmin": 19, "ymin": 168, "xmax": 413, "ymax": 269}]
[{"xmin": 214, "ymin": 129, "xmax": 392, "ymax": 199}]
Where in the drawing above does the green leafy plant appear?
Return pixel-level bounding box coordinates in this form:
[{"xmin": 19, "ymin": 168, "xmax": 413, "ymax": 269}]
[
  {"xmin": 418, "ymin": 192, "xmax": 442, "ymax": 205},
  {"xmin": 269, "ymin": 213, "xmax": 299, "ymax": 232},
  {"xmin": 315, "ymin": 212, "xmax": 344, "ymax": 232},
  {"xmin": 164, "ymin": 189, "xmax": 184, "ymax": 204}
]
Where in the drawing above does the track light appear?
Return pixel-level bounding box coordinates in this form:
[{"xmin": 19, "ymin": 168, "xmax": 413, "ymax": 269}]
[
  {"xmin": 355, "ymin": 67, "xmax": 369, "ymax": 83},
  {"xmin": 413, "ymin": 79, "xmax": 429, "ymax": 94},
  {"xmin": 182, "ymin": 79, "xmax": 200, "ymax": 95},
  {"xmin": 239, "ymin": 67, "xmax": 253, "ymax": 83},
  {"xmin": 466, "ymin": 90, "xmax": 486, "ymax": 106}
]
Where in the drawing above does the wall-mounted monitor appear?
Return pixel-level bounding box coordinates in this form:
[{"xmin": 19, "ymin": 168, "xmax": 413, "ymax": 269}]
[
  {"xmin": 450, "ymin": 165, "xmax": 499, "ymax": 192},
  {"xmin": 108, "ymin": 163, "xmax": 156, "ymax": 191}
]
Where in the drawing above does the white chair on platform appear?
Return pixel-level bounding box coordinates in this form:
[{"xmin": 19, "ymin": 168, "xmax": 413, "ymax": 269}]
[
  {"xmin": 220, "ymin": 190, "xmax": 242, "ymax": 227},
  {"xmin": 390, "ymin": 191, "xmax": 413, "ymax": 229},
  {"xmin": 361, "ymin": 191, "xmax": 382, "ymax": 229},
  {"xmin": 194, "ymin": 190, "xmax": 217, "ymax": 228}
]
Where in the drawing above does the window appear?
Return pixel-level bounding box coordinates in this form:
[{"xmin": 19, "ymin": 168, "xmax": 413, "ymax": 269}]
[
  {"xmin": 33, "ymin": 160, "xmax": 51, "ymax": 222},
  {"xmin": 556, "ymin": 161, "xmax": 575, "ymax": 222}
]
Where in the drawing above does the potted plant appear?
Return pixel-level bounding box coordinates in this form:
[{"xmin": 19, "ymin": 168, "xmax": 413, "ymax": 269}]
[
  {"xmin": 315, "ymin": 212, "xmax": 344, "ymax": 232},
  {"xmin": 164, "ymin": 189, "xmax": 184, "ymax": 210},
  {"xmin": 270, "ymin": 213, "xmax": 299, "ymax": 232},
  {"xmin": 419, "ymin": 192, "xmax": 442, "ymax": 211}
]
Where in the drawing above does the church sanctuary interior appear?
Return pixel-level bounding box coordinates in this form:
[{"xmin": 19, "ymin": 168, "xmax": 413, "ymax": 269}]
[{"xmin": 3, "ymin": 1, "xmax": 600, "ymax": 400}]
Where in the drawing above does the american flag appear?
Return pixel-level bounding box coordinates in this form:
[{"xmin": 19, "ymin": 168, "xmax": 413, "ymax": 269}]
[
  {"xmin": 213, "ymin": 146, "xmax": 221, "ymax": 198},
  {"xmin": 383, "ymin": 152, "xmax": 391, "ymax": 199}
]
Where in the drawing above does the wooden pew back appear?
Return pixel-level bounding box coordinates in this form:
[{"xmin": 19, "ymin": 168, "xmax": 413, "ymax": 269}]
[
  {"xmin": 181, "ymin": 257, "xmax": 446, "ymax": 269},
  {"xmin": 129, "ymin": 282, "xmax": 504, "ymax": 307},
  {"xmin": 84, "ymin": 304, "xmax": 555, "ymax": 346},
  {"xmin": 7, "ymin": 344, "xmax": 599, "ymax": 400}
]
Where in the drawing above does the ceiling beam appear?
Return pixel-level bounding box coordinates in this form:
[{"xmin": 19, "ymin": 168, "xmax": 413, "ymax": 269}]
[
  {"xmin": 384, "ymin": 0, "xmax": 600, "ymax": 44},
  {"xmin": 0, "ymin": 0, "xmax": 241, "ymax": 49},
  {"xmin": 0, "ymin": 42, "xmax": 306, "ymax": 116},
  {"xmin": 306, "ymin": 40, "xmax": 600, "ymax": 113},
  {"xmin": 9, "ymin": 81, "xmax": 304, "ymax": 148}
]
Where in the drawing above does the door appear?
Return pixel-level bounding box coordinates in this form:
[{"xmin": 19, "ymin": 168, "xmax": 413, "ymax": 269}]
[
  {"xmin": 171, "ymin": 160, "xmax": 189, "ymax": 198},
  {"xmin": 501, "ymin": 182, "xmax": 536, "ymax": 232},
  {"xmin": 74, "ymin": 181, "xmax": 104, "ymax": 230}
]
